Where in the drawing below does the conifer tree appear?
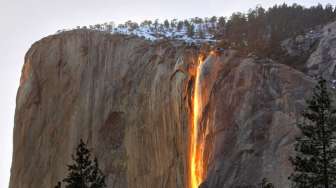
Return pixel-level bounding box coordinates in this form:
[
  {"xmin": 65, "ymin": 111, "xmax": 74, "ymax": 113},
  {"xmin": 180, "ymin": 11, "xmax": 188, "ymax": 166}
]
[
  {"xmin": 258, "ymin": 178, "xmax": 274, "ymax": 188},
  {"xmin": 54, "ymin": 182, "xmax": 61, "ymax": 188},
  {"xmin": 186, "ymin": 23, "xmax": 195, "ymax": 37},
  {"xmin": 55, "ymin": 139, "xmax": 106, "ymax": 188},
  {"xmin": 289, "ymin": 77, "xmax": 336, "ymax": 188},
  {"xmin": 164, "ymin": 19, "xmax": 170, "ymax": 29}
]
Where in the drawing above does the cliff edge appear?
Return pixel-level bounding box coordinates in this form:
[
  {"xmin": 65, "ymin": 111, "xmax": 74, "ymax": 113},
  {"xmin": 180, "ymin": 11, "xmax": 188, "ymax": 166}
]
[{"xmin": 11, "ymin": 24, "xmax": 336, "ymax": 187}]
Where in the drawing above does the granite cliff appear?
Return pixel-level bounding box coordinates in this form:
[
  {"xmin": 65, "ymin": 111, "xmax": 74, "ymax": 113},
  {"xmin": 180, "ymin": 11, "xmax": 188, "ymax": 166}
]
[{"xmin": 10, "ymin": 21, "xmax": 336, "ymax": 188}]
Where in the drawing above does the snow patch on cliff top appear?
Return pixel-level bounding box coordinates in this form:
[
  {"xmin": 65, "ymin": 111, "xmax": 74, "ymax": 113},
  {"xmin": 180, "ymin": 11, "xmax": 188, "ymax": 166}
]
[{"xmin": 57, "ymin": 23, "xmax": 217, "ymax": 45}]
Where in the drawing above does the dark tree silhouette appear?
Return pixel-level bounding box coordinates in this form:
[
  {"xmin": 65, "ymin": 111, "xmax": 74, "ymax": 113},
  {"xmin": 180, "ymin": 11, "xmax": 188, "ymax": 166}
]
[
  {"xmin": 54, "ymin": 182, "xmax": 61, "ymax": 188},
  {"xmin": 289, "ymin": 77, "xmax": 336, "ymax": 188},
  {"xmin": 164, "ymin": 19, "xmax": 170, "ymax": 29},
  {"xmin": 55, "ymin": 139, "xmax": 106, "ymax": 188},
  {"xmin": 258, "ymin": 178, "xmax": 274, "ymax": 188}
]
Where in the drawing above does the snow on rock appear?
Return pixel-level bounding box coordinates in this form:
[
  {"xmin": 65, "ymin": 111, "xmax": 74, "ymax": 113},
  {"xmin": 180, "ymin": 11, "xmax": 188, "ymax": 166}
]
[{"xmin": 57, "ymin": 23, "xmax": 217, "ymax": 45}]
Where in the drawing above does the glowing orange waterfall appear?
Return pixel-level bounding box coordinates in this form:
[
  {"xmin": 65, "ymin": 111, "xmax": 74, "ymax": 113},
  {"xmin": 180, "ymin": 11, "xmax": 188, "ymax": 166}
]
[{"xmin": 190, "ymin": 55, "xmax": 206, "ymax": 188}]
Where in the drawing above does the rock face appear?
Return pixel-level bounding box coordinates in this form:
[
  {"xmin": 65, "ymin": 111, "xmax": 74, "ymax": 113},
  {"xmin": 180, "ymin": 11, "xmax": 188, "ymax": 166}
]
[
  {"xmin": 306, "ymin": 21, "xmax": 336, "ymax": 80},
  {"xmin": 10, "ymin": 29, "xmax": 320, "ymax": 188},
  {"xmin": 10, "ymin": 30, "xmax": 198, "ymax": 188},
  {"xmin": 200, "ymin": 58, "xmax": 313, "ymax": 188},
  {"xmin": 281, "ymin": 21, "xmax": 336, "ymax": 81}
]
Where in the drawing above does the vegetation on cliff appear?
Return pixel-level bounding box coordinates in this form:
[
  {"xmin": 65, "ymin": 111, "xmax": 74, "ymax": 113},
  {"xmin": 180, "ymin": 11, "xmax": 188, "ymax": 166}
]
[{"xmin": 58, "ymin": 3, "xmax": 336, "ymax": 58}]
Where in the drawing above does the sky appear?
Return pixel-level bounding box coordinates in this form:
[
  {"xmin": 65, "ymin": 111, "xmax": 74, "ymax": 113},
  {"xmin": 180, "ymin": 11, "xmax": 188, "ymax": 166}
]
[{"xmin": 0, "ymin": 0, "xmax": 334, "ymax": 187}]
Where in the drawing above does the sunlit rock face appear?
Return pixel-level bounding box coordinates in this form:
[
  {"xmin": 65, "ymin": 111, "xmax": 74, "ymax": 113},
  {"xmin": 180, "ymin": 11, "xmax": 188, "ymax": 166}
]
[
  {"xmin": 189, "ymin": 50, "xmax": 237, "ymax": 188},
  {"xmin": 11, "ymin": 29, "xmax": 319, "ymax": 188},
  {"xmin": 10, "ymin": 30, "xmax": 199, "ymax": 188}
]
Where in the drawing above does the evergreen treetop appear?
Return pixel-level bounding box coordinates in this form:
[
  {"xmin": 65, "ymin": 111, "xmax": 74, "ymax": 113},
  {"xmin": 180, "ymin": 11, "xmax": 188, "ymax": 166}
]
[
  {"xmin": 289, "ymin": 77, "xmax": 336, "ymax": 188},
  {"xmin": 55, "ymin": 139, "xmax": 106, "ymax": 188}
]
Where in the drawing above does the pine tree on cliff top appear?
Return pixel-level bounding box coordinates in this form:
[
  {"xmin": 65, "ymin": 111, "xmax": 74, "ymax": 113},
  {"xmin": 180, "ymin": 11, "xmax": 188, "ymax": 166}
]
[
  {"xmin": 55, "ymin": 139, "xmax": 106, "ymax": 188},
  {"xmin": 289, "ymin": 77, "xmax": 336, "ymax": 188}
]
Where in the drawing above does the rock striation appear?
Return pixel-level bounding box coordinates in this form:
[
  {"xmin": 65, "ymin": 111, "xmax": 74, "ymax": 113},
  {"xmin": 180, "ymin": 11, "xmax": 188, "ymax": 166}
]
[
  {"xmin": 11, "ymin": 25, "xmax": 333, "ymax": 188},
  {"xmin": 10, "ymin": 30, "xmax": 198, "ymax": 188},
  {"xmin": 200, "ymin": 58, "xmax": 313, "ymax": 188}
]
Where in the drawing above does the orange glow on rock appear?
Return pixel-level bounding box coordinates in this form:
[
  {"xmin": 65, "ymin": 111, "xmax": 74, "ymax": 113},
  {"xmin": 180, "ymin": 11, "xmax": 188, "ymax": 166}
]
[{"xmin": 189, "ymin": 54, "xmax": 206, "ymax": 188}]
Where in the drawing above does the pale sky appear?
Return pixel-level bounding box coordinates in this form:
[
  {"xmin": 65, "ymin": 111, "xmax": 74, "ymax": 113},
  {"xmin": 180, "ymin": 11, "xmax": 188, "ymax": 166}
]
[{"xmin": 0, "ymin": 0, "xmax": 334, "ymax": 187}]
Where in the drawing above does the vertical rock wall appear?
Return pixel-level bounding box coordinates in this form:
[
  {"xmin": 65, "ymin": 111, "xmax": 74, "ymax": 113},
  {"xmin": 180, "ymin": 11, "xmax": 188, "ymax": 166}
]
[
  {"xmin": 10, "ymin": 29, "xmax": 321, "ymax": 188},
  {"xmin": 10, "ymin": 30, "xmax": 198, "ymax": 188},
  {"xmin": 200, "ymin": 57, "xmax": 314, "ymax": 187}
]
